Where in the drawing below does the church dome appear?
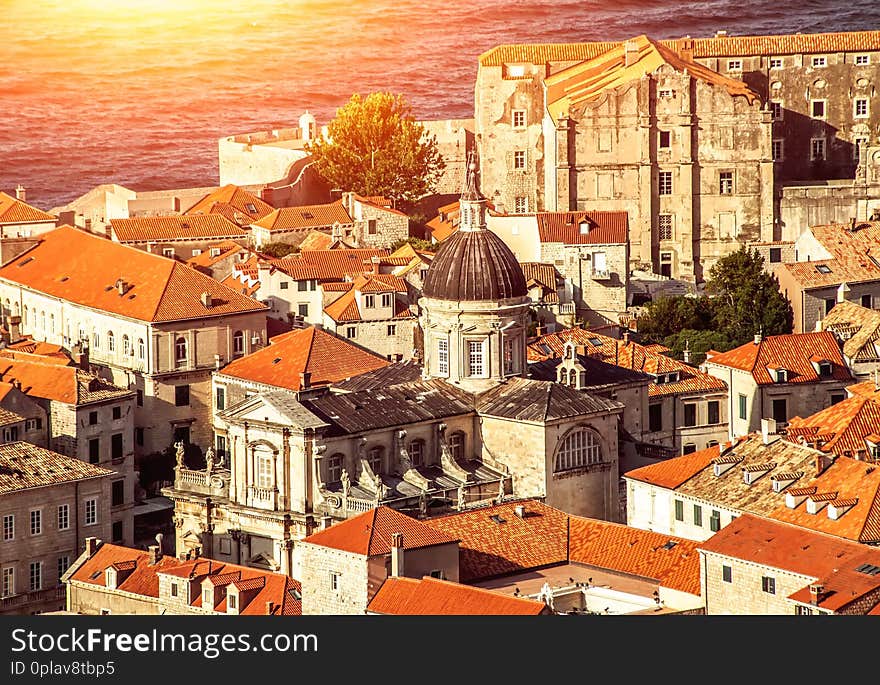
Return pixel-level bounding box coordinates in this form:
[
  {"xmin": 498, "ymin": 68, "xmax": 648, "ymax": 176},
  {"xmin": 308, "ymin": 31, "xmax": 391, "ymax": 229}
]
[{"xmin": 422, "ymin": 228, "xmax": 528, "ymax": 302}]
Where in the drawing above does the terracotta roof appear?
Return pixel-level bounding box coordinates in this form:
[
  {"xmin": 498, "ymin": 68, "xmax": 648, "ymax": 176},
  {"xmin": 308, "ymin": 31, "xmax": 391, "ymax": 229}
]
[
  {"xmin": 0, "ymin": 406, "xmax": 25, "ymax": 426},
  {"xmin": 568, "ymin": 517, "xmax": 701, "ymax": 595},
  {"xmin": 625, "ymin": 444, "xmax": 722, "ymax": 489},
  {"xmin": 535, "ymin": 211, "xmax": 628, "ymax": 245},
  {"xmin": 69, "ymin": 544, "xmax": 301, "ymax": 615},
  {"xmin": 704, "ymin": 331, "xmax": 851, "ymax": 385},
  {"xmin": 546, "ymin": 34, "xmax": 757, "ymax": 123},
  {"xmin": 186, "ymin": 241, "xmax": 246, "ymax": 269},
  {"xmin": 265, "ymin": 249, "xmax": 389, "ymax": 282},
  {"xmin": 0, "ymin": 192, "xmax": 55, "ymax": 224},
  {"xmin": 368, "ymin": 576, "xmax": 548, "ymax": 615},
  {"xmin": 296, "ymin": 231, "xmax": 357, "ymax": 251},
  {"xmin": 520, "ymin": 262, "xmax": 562, "ymax": 304},
  {"xmin": 0, "ymin": 226, "xmax": 266, "ymax": 323},
  {"xmin": 778, "ymin": 222, "xmax": 880, "ymax": 289},
  {"xmin": 322, "ymin": 291, "xmax": 361, "ymax": 323},
  {"xmin": 353, "ymin": 194, "xmax": 408, "ymax": 218},
  {"xmin": 184, "ymin": 184, "xmax": 274, "ymax": 223},
  {"xmin": 5, "ymin": 339, "xmax": 70, "ymax": 361},
  {"xmin": 110, "ymin": 214, "xmax": 248, "ymax": 243},
  {"xmin": 785, "ymin": 391, "xmax": 880, "ymax": 458},
  {"xmin": 820, "ymin": 301, "xmax": 880, "ymax": 361},
  {"xmin": 0, "ymin": 441, "xmax": 112, "ymax": 494},
  {"xmin": 528, "ymin": 328, "xmax": 726, "ymax": 397},
  {"xmin": 252, "ymin": 201, "xmax": 352, "ymax": 232},
  {"xmin": 424, "ymin": 501, "xmax": 569, "ymax": 582},
  {"xmin": 698, "ymin": 514, "xmax": 880, "ymax": 613},
  {"xmin": 322, "ymin": 276, "xmax": 412, "ymax": 323},
  {"xmin": 479, "ymin": 30, "xmax": 880, "ymax": 66},
  {"xmin": 303, "ymin": 506, "xmax": 458, "ymax": 556},
  {"xmin": 0, "ymin": 357, "xmax": 130, "ymax": 405},
  {"xmin": 218, "ymin": 326, "xmax": 388, "ymax": 392}
]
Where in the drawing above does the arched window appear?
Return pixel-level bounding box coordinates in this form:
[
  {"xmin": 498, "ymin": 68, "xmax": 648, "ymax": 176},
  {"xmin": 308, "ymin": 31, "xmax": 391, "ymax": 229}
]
[
  {"xmin": 257, "ymin": 451, "xmax": 274, "ymax": 489},
  {"xmin": 107, "ymin": 331, "xmax": 115, "ymax": 352},
  {"xmin": 137, "ymin": 338, "xmax": 145, "ymax": 360},
  {"xmin": 3, "ymin": 299, "xmax": 9, "ymax": 316},
  {"xmin": 233, "ymin": 331, "xmax": 244, "ymax": 356},
  {"xmin": 13, "ymin": 302, "xmax": 19, "ymax": 316},
  {"xmin": 555, "ymin": 428, "xmax": 602, "ymax": 472},
  {"xmin": 49, "ymin": 313, "xmax": 54, "ymax": 333},
  {"xmin": 93, "ymin": 331, "xmax": 100, "ymax": 349},
  {"xmin": 40, "ymin": 311, "xmax": 45, "ymax": 330},
  {"xmin": 327, "ymin": 453, "xmax": 343, "ymax": 484},
  {"xmin": 78, "ymin": 327, "xmax": 86, "ymax": 343},
  {"xmin": 122, "ymin": 335, "xmax": 131, "ymax": 356},
  {"xmin": 408, "ymin": 439, "xmax": 425, "ymax": 467},
  {"xmin": 449, "ymin": 431, "xmax": 465, "ymax": 460},
  {"xmin": 368, "ymin": 446, "xmax": 383, "ymax": 474},
  {"xmin": 22, "ymin": 306, "xmax": 27, "ymax": 326},
  {"xmin": 175, "ymin": 337, "xmax": 187, "ymax": 364}
]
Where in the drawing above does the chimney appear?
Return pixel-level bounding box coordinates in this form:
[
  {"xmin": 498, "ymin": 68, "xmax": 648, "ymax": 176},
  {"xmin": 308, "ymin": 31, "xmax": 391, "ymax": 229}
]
[
  {"xmin": 682, "ymin": 340, "xmax": 691, "ymax": 364},
  {"xmin": 75, "ymin": 344, "xmax": 89, "ymax": 372},
  {"xmin": 514, "ymin": 504, "xmax": 526, "ymax": 518},
  {"xmin": 214, "ymin": 354, "xmax": 222, "ymax": 370},
  {"xmin": 14, "ymin": 184, "xmax": 26, "ymax": 202},
  {"xmin": 85, "ymin": 537, "xmax": 99, "ymax": 557},
  {"xmin": 390, "ymin": 532, "xmax": 405, "ymax": 577},
  {"xmin": 300, "ymin": 371, "xmax": 311, "ymax": 389},
  {"xmin": 201, "ymin": 292, "xmax": 212, "ymax": 308},
  {"xmin": 624, "ymin": 39, "xmax": 640, "ymax": 67},
  {"xmin": 535, "ymin": 324, "xmax": 543, "ymax": 337},
  {"xmin": 761, "ymin": 418, "xmax": 777, "ymax": 444},
  {"xmin": 320, "ymin": 515, "xmax": 333, "ymax": 530},
  {"xmin": 266, "ymin": 601, "xmax": 275, "ymax": 615},
  {"xmin": 816, "ymin": 453, "xmax": 832, "ymax": 476},
  {"xmin": 12, "ymin": 379, "xmax": 21, "ymax": 391},
  {"xmin": 116, "ymin": 279, "xmax": 127, "ymax": 296},
  {"xmin": 679, "ymin": 38, "xmax": 694, "ymax": 62},
  {"xmin": 147, "ymin": 545, "xmax": 161, "ymax": 565},
  {"xmin": 371, "ymin": 255, "xmax": 381, "ymax": 274},
  {"xmin": 8, "ymin": 315, "xmax": 21, "ymax": 344},
  {"xmin": 809, "ymin": 583, "xmax": 824, "ymax": 605},
  {"xmin": 622, "ymin": 331, "xmax": 630, "ymax": 346},
  {"xmin": 754, "ymin": 331, "xmax": 762, "ymax": 345}
]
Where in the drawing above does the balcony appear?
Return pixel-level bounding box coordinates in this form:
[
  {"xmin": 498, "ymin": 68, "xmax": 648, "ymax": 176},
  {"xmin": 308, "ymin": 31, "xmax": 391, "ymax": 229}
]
[
  {"xmin": 246, "ymin": 485, "xmax": 277, "ymax": 510},
  {"xmin": 171, "ymin": 468, "xmax": 230, "ymax": 499},
  {"xmin": 1, "ymin": 586, "xmax": 65, "ymax": 612}
]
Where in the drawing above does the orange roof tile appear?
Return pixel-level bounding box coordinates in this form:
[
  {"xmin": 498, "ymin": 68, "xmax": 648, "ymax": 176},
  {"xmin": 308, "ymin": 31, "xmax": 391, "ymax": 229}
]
[
  {"xmin": 704, "ymin": 331, "xmax": 850, "ymax": 385},
  {"xmin": 624, "ymin": 444, "xmax": 722, "ymax": 489},
  {"xmin": 568, "ymin": 517, "xmax": 701, "ymax": 595},
  {"xmin": 0, "ymin": 226, "xmax": 266, "ymax": 323},
  {"xmin": 785, "ymin": 393, "xmax": 880, "ymax": 458},
  {"xmin": 184, "ymin": 184, "xmax": 274, "ymax": 223},
  {"xmin": 253, "ymin": 201, "xmax": 352, "ymax": 232},
  {"xmin": 778, "ymin": 222, "xmax": 880, "ymax": 289},
  {"xmin": 820, "ymin": 301, "xmax": 880, "ymax": 360},
  {"xmin": 0, "ymin": 191, "xmax": 55, "ymax": 224},
  {"xmin": 0, "ymin": 357, "xmax": 129, "ymax": 405},
  {"xmin": 536, "ymin": 211, "xmax": 628, "ymax": 244},
  {"xmin": 528, "ymin": 328, "xmax": 726, "ymax": 397},
  {"xmin": 323, "ymin": 290, "xmax": 361, "ymax": 323},
  {"xmin": 303, "ymin": 506, "xmax": 459, "ymax": 556},
  {"xmin": 424, "ymin": 501, "xmax": 569, "ymax": 582},
  {"xmin": 0, "ymin": 441, "xmax": 113, "ymax": 494},
  {"xmin": 186, "ymin": 241, "xmax": 245, "ymax": 269},
  {"xmin": 218, "ymin": 326, "xmax": 388, "ymax": 391},
  {"xmin": 353, "ymin": 194, "xmax": 408, "ymax": 217},
  {"xmin": 265, "ymin": 249, "xmax": 389, "ymax": 282},
  {"xmin": 110, "ymin": 214, "xmax": 248, "ymax": 243},
  {"xmin": 368, "ymin": 576, "xmax": 548, "ymax": 615}
]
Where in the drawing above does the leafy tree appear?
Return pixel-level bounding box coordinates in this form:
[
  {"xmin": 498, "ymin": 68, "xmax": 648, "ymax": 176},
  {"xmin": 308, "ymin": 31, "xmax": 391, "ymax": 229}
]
[
  {"xmin": 635, "ymin": 295, "xmax": 715, "ymax": 344},
  {"xmin": 260, "ymin": 241, "xmax": 298, "ymax": 258},
  {"xmin": 661, "ymin": 329, "xmax": 736, "ymax": 366},
  {"xmin": 306, "ymin": 92, "xmax": 445, "ymax": 203},
  {"xmin": 390, "ymin": 236, "xmax": 435, "ymax": 253},
  {"xmin": 706, "ymin": 245, "xmax": 793, "ymax": 346}
]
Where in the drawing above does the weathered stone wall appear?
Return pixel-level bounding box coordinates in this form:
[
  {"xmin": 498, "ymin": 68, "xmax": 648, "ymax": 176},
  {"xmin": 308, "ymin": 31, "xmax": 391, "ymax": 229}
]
[
  {"xmin": 68, "ymin": 581, "xmax": 159, "ymax": 615},
  {"xmin": 321, "ymin": 315, "xmax": 418, "ymax": 362},
  {"xmin": 300, "ymin": 542, "xmax": 368, "ymax": 615}
]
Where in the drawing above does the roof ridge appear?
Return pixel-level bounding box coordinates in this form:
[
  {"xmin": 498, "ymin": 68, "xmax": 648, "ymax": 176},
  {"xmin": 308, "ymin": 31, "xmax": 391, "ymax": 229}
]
[
  {"xmin": 301, "ymin": 326, "xmax": 318, "ymax": 375},
  {"xmin": 152, "ymin": 259, "xmax": 183, "ymax": 321}
]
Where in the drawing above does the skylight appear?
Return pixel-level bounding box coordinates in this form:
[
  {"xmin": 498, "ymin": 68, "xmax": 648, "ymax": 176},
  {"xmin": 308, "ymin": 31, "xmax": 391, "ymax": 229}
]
[
  {"xmin": 815, "ymin": 264, "xmax": 832, "ymax": 274},
  {"xmin": 855, "ymin": 563, "xmax": 880, "ymax": 576}
]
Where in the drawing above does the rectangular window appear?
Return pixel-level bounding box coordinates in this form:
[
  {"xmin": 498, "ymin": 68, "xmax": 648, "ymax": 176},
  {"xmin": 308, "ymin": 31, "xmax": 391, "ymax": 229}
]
[
  {"xmin": 298, "ymin": 303, "xmax": 309, "ymax": 318},
  {"xmin": 770, "ymin": 101, "xmax": 783, "ymax": 121},
  {"xmin": 386, "ymin": 324, "xmax": 396, "ymax": 336},
  {"xmin": 598, "ymin": 129, "xmax": 612, "ymax": 152},
  {"xmin": 112, "ymin": 521, "xmax": 123, "ymax": 543},
  {"xmin": 855, "ymin": 98, "xmax": 869, "ymax": 118},
  {"xmin": 112, "ymin": 406, "xmax": 121, "ymax": 420},
  {"xmin": 796, "ymin": 605, "xmax": 814, "ymax": 615},
  {"xmin": 658, "ymin": 130, "xmax": 671, "ymax": 149},
  {"xmin": 2, "ymin": 514, "xmax": 13, "ymax": 541},
  {"xmin": 381, "ymin": 293, "xmax": 392, "ymax": 308},
  {"xmin": 855, "ymin": 54, "xmax": 870, "ymax": 65},
  {"xmin": 812, "ymin": 56, "xmax": 827, "ymax": 68},
  {"xmin": 770, "ymin": 57, "xmax": 783, "ymax": 69},
  {"xmin": 215, "ymin": 386, "xmax": 225, "ymax": 411},
  {"xmin": 722, "ymin": 565, "xmax": 732, "ymax": 583},
  {"xmin": 772, "ymin": 139, "xmax": 784, "ymax": 161},
  {"xmin": 512, "ymin": 110, "xmax": 526, "ymax": 128},
  {"xmin": 862, "ymin": 294, "xmax": 872, "ymax": 309},
  {"xmin": 136, "ymin": 389, "xmax": 143, "ymax": 407},
  {"xmin": 762, "ymin": 576, "xmax": 776, "ymax": 594},
  {"xmin": 674, "ymin": 499, "xmax": 684, "ymax": 522},
  {"xmin": 683, "ymin": 403, "xmax": 697, "ymax": 427},
  {"xmin": 503, "ymin": 339, "xmax": 514, "ymax": 375},
  {"xmin": 738, "ymin": 393, "xmax": 747, "ymax": 420},
  {"xmin": 135, "ymin": 427, "xmax": 144, "ymax": 446},
  {"xmin": 89, "ymin": 411, "xmax": 98, "ymax": 425},
  {"xmin": 175, "ymin": 385, "xmax": 190, "ymax": 407},
  {"xmin": 30, "ymin": 509, "xmax": 41, "ymax": 536},
  {"xmin": 297, "ymin": 281, "xmax": 308, "ymax": 292},
  {"xmin": 468, "ymin": 340, "xmax": 485, "ymax": 377},
  {"xmin": 772, "ymin": 398, "xmax": 788, "ymax": 423},
  {"xmin": 693, "ymin": 504, "xmax": 703, "ymax": 527},
  {"xmin": 824, "ymin": 298, "xmax": 835, "ymax": 315},
  {"xmin": 364, "ymin": 294, "xmax": 375, "ymax": 309},
  {"xmin": 29, "ymin": 561, "xmax": 41, "ymax": 592},
  {"xmin": 111, "ymin": 433, "xmax": 123, "ymax": 461},
  {"xmin": 367, "ymin": 219, "xmax": 377, "ymax": 235},
  {"xmin": 171, "ymin": 582, "xmax": 178, "ymax": 597},
  {"xmin": 1, "ymin": 567, "xmax": 13, "ymax": 597},
  {"xmin": 57, "ymin": 504, "xmax": 69, "ymax": 531},
  {"xmin": 162, "ymin": 248, "xmax": 175, "ymax": 258},
  {"xmin": 58, "ymin": 555, "xmax": 70, "ymax": 580},
  {"xmin": 811, "ymin": 100, "xmax": 826, "ymax": 119},
  {"xmin": 727, "ymin": 59, "xmax": 742, "ymax": 71},
  {"xmin": 682, "ymin": 443, "xmax": 696, "ymax": 455},
  {"xmin": 514, "ymin": 196, "xmax": 528, "ymax": 213},
  {"xmin": 769, "ymin": 247, "xmax": 782, "ymax": 263},
  {"xmin": 330, "ymin": 571, "xmax": 340, "ymax": 591},
  {"xmin": 85, "ymin": 498, "xmax": 97, "ymax": 526},
  {"xmin": 438, "ymin": 339, "xmax": 449, "ymax": 376},
  {"xmin": 513, "ymin": 150, "xmax": 526, "ymax": 170},
  {"xmin": 710, "ymin": 510, "xmax": 721, "ymax": 532},
  {"xmin": 658, "ymin": 88, "xmax": 674, "ymax": 99},
  {"xmin": 658, "ymin": 214, "xmax": 673, "ymax": 241},
  {"xmin": 648, "ymin": 403, "xmax": 663, "ymax": 432},
  {"xmin": 719, "ymin": 171, "xmax": 734, "ymax": 195},
  {"xmin": 658, "ymin": 171, "xmax": 673, "ymax": 196},
  {"xmin": 279, "ymin": 281, "xmax": 289, "ymax": 290},
  {"xmin": 112, "ymin": 480, "xmax": 125, "ymax": 507},
  {"xmin": 346, "ymin": 326, "xmax": 356, "ymax": 339}
]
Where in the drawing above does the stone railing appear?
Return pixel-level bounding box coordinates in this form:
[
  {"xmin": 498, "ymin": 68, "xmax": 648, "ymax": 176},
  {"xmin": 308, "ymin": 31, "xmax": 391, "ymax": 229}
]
[
  {"xmin": 247, "ymin": 485, "xmax": 277, "ymax": 510},
  {"xmin": 558, "ymin": 302, "xmax": 576, "ymax": 315},
  {"xmin": 174, "ymin": 468, "xmax": 229, "ymax": 499},
  {"xmin": 1, "ymin": 585, "xmax": 65, "ymax": 611},
  {"xmin": 345, "ymin": 497, "xmax": 374, "ymax": 514}
]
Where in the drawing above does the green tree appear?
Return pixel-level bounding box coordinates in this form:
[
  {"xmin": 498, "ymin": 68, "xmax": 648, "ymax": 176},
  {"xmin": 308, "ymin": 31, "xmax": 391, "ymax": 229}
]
[
  {"xmin": 260, "ymin": 241, "xmax": 298, "ymax": 258},
  {"xmin": 636, "ymin": 295, "xmax": 715, "ymax": 344},
  {"xmin": 306, "ymin": 92, "xmax": 445, "ymax": 203},
  {"xmin": 706, "ymin": 245, "xmax": 793, "ymax": 346},
  {"xmin": 389, "ymin": 236, "xmax": 435, "ymax": 253}
]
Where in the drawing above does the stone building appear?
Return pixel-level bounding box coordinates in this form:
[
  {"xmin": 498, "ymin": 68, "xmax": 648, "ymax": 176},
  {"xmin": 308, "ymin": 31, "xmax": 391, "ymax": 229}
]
[
  {"xmin": 0, "ymin": 189, "xmax": 57, "ymax": 239},
  {"xmin": 64, "ymin": 538, "xmax": 300, "ymax": 615},
  {"xmin": 0, "ymin": 226, "xmax": 268, "ymax": 456},
  {"xmin": 699, "ymin": 514, "xmax": 880, "ymax": 615},
  {"xmin": 340, "ymin": 193, "xmax": 411, "ymax": 249},
  {"xmin": 185, "ymin": 240, "xmax": 251, "ymax": 282},
  {"xmin": 0, "ymin": 442, "xmax": 113, "ymax": 615},
  {"xmin": 250, "ymin": 201, "xmax": 355, "ymax": 249},
  {"xmin": 702, "ymin": 331, "xmax": 853, "ymax": 440},
  {"xmin": 109, "ymin": 214, "xmax": 251, "ymax": 259},
  {"xmin": 183, "ymin": 184, "xmax": 275, "ymax": 227},
  {"xmin": 819, "ymin": 301, "xmax": 880, "ymax": 379},
  {"xmin": 164, "ymin": 163, "xmax": 625, "ymax": 575},
  {"xmin": 0, "ymin": 380, "xmax": 48, "ymax": 449},
  {"xmin": 475, "ymin": 29, "xmax": 880, "ymax": 279}
]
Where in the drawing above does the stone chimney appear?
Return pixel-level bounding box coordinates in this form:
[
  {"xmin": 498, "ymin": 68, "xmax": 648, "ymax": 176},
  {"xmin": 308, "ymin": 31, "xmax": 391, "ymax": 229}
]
[
  {"xmin": 809, "ymin": 583, "xmax": 824, "ymax": 605},
  {"xmin": 266, "ymin": 601, "xmax": 275, "ymax": 615},
  {"xmin": 85, "ymin": 537, "xmax": 100, "ymax": 557},
  {"xmin": 147, "ymin": 545, "xmax": 161, "ymax": 565},
  {"xmin": 682, "ymin": 340, "xmax": 691, "ymax": 364},
  {"xmin": 761, "ymin": 418, "xmax": 777, "ymax": 444},
  {"xmin": 514, "ymin": 504, "xmax": 526, "ymax": 518},
  {"xmin": 816, "ymin": 454, "xmax": 833, "ymax": 476},
  {"xmin": 622, "ymin": 331, "xmax": 630, "ymax": 346},
  {"xmin": 7, "ymin": 315, "xmax": 21, "ymax": 344},
  {"xmin": 754, "ymin": 331, "xmax": 762, "ymax": 345},
  {"xmin": 14, "ymin": 184, "xmax": 26, "ymax": 202},
  {"xmin": 390, "ymin": 532, "xmax": 405, "ymax": 578},
  {"xmin": 300, "ymin": 371, "xmax": 311, "ymax": 390},
  {"xmin": 624, "ymin": 40, "xmax": 640, "ymax": 67},
  {"xmin": 201, "ymin": 292, "xmax": 212, "ymax": 308},
  {"xmin": 116, "ymin": 279, "xmax": 127, "ymax": 296},
  {"xmin": 73, "ymin": 343, "xmax": 89, "ymax": 372},
  {"xmin": 371, "ymin": 255, "xmax": 381, "ymax": 275}
]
